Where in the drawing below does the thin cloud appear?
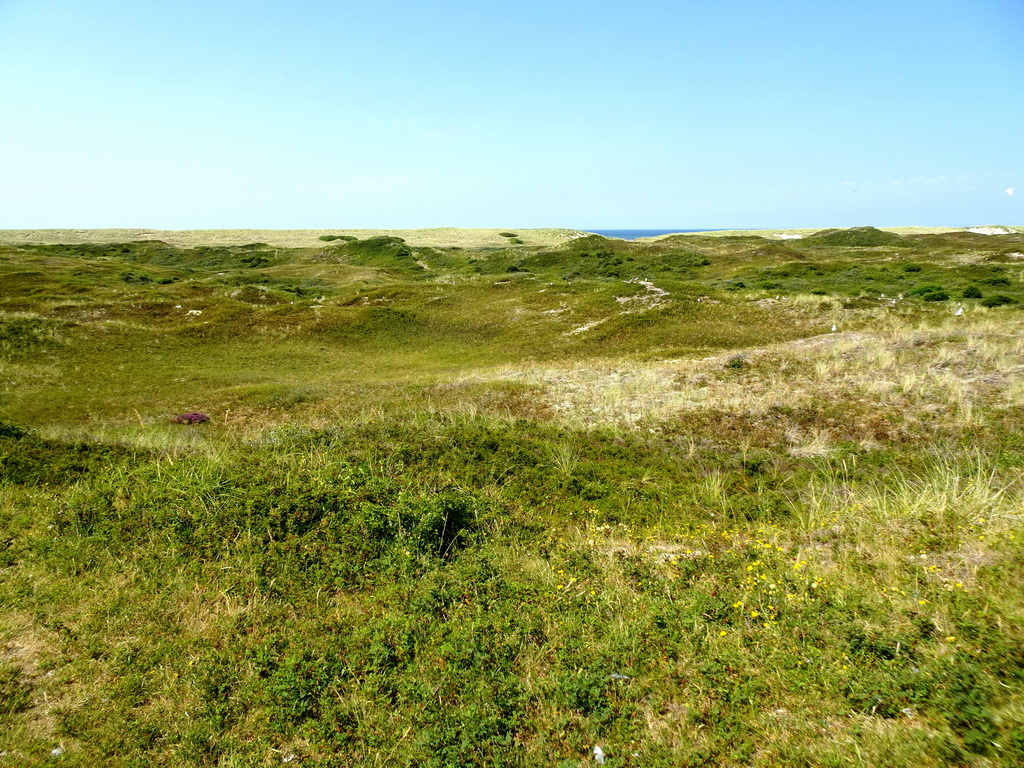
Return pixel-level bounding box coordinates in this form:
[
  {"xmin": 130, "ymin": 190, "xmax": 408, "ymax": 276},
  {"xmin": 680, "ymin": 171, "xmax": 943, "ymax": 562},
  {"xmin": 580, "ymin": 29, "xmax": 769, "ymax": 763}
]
[{"xmin": 1007, "ymin": 188, "xmax": 1015, "ymax": 196}]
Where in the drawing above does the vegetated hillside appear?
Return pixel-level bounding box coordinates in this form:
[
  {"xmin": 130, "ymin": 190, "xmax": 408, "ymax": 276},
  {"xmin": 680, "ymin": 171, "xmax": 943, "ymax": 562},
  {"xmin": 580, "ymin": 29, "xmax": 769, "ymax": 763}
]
[
  {"xmin": 1, "ymin": 229, "xmax": 1023, "ymax": 766},
  {"xmin": 0, "ymin": 227, "xmax": 586, "ymax": 249},
  {"xmin": 798, "ymin": 225, "xmax": 917, "ymax": 248}
]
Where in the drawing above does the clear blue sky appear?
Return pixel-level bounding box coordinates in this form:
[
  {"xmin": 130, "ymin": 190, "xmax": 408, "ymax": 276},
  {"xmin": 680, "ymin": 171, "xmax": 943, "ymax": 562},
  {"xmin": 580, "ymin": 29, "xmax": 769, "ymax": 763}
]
[{"xmin": 1, "ymin": 0, "xmax": 1021, "ymax": 229}]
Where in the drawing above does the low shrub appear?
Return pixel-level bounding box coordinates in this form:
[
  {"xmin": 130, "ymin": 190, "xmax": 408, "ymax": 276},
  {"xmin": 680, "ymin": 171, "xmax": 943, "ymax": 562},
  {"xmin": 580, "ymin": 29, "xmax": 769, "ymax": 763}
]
[
  {"xmin": 0, "ymin": 422, "xmax": 28, "ymax": 439},
  {"xmin": 908, "ymin": 284, "xmax": 949, "ymax": 301},
  {"xmin": 981, "ymin": 294, "xmax": 1017, "ymax": 307},
  {"xmin": 725, "ymin": 354, "xmax": 747, "ymax": 370}
]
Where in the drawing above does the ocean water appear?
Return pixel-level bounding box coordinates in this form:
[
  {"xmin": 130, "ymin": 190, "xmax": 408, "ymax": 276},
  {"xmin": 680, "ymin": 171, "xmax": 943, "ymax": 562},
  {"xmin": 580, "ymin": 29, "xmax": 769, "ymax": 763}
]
[{"xmin": 587, "ymin": 229, "xmax": 711, "ymax": 240}]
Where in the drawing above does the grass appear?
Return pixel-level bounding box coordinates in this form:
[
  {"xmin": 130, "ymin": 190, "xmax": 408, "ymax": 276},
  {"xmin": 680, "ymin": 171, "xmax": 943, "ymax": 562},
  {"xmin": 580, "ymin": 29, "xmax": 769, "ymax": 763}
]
[
  {"xmin": 646, "ymin": 225, "xmax": 1017, "ymax": 240},
  {"xmin": 1, "ymin": 227, "xmax": 1023, "ymax": 765},
  {"xmin": 0, "ymin": 228, "xmax": 590, "ymax": 249}
]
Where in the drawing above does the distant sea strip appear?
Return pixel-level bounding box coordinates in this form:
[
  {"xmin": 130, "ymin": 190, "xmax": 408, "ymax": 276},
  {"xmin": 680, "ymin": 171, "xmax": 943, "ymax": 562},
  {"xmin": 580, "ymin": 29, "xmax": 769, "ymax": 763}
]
[{"xmin": 588, "ymin": 229, "xmax": 713, "ymax": 240}]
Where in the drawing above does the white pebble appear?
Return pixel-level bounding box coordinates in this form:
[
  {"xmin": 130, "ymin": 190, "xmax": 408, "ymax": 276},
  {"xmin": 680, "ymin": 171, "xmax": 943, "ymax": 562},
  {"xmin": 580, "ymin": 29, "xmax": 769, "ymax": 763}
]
[
  {"xmin": 593, "ymin": 745, "xmax": 605, "ymax": 764},
  {"xmin": 51, "ymin": 747, "xmax": 65, "ymax": 757}
]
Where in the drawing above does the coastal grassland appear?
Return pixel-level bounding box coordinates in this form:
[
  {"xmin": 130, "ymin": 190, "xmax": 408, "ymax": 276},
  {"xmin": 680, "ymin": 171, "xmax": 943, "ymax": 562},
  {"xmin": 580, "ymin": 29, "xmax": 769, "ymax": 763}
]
[
  {"xmin": 647, "ymin": 225, "xmax": 1017, "ymax": 240},
  {"xmin": 1, "ymin": 231, "xmax": 1023, "ymax": 766},
  {"xmin": 0, "ymin": 228, "xmax": 587, "ymax": 250}
]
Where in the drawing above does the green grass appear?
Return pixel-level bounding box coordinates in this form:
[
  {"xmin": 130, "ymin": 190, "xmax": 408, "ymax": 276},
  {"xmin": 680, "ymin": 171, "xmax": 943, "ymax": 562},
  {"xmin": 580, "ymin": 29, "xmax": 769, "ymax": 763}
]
[{"xmin": 1, "ymin": 228, "xmax": 1023, "ymax": 765}]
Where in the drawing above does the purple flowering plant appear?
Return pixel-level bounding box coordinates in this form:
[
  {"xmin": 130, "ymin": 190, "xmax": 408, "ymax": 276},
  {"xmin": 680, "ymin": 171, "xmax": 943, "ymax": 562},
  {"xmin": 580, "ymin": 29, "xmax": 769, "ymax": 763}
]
[{"xmin": 171, "ymin": 412, "xmax": 210, "ymax": 425}]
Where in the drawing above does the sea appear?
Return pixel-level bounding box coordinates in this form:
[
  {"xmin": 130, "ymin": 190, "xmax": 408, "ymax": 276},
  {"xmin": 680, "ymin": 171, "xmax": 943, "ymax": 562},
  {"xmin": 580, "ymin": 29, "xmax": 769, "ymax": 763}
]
[{"xmin": 587, "ymin": 229, "xmax": 715, "ymax": 240}]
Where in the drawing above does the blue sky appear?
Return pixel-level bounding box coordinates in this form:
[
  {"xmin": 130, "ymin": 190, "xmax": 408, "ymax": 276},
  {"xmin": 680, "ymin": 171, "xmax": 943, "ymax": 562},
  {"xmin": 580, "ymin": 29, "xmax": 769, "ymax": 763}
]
[{"xmin": 1, "ymin": 0, "xmax": 1021, "ymax": 229}]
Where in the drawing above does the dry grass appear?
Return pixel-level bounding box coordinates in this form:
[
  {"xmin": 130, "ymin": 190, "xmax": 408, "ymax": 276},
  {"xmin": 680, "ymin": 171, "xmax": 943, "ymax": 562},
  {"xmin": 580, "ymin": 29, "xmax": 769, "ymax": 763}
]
[
  {"xmin": 0, "ymin": 227, "xmax": 588, "ymax": 249},
  {"xmin": 0, "ymin": 609, "xmax": 77, "ymax": 760},
  {"xmin": 465, "ymin": 313, "xmax": 1024, "ymax": 431}
]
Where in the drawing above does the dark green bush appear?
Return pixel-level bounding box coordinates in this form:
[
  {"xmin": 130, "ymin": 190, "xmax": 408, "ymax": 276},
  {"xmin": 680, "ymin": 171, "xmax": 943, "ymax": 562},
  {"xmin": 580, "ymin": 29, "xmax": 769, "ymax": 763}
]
[
  {"xmin": 239, "ymin": 254, "xmax": 271, "ymax": 268},
  {"xmin": 120, "ymin": 271, "xmax": 154, "ymax": 284},
  {"xmin": 405, "ymin": 492, "xmax": 478, "ymax": 557},
  {"xmin": 0, "ymin": 422, "xmax": 27, "ymax": 439},
  {"xmin": 981, "ymin": 294, "xmax": 1017, "ymax": 307},
  {"xmin": 922, "ymin": 290, "xmax": 949, "ymax": 301},
  {"xmin": 962, "ymin": 285, "xmax": 983, "ymax": 299},
  {"xmin": 498, "ymin": 232, "xmax": 518, "ymax": 238},
  {"xmin": 725, "ymin": 355, "xmax": 747, "ymax": 370}
]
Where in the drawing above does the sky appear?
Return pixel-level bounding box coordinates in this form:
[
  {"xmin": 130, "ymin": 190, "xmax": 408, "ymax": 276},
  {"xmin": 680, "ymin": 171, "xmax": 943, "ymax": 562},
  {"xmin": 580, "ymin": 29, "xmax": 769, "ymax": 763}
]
[{"xmin": 0, "ymin": 0, "xmax": 1021, "ymax": 230}]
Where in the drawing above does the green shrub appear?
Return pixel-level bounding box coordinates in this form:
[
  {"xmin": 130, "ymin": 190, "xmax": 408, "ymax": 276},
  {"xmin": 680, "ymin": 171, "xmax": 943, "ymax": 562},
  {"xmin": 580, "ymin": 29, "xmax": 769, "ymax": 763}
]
[
  {"xmin": 499, "ymin": 232, "xmax": 518, "ymax": 238},
  {"xmin": 120, "ymin": 271, "xmax": 154, "ymax": 284},
  {"xmin": 907, "ymin": 284, "xmax": 950, "ymax": 301},
  {"xmin": 725, "ymin": 354, "xmax": 747, "ymax": 370},
  {"xmin": 405, "ymin": 491, "xmax": 478, "ymax": 557},
  {"xmin": 0, "ymin": 422, "xmax": 27, "ymax": 439},
  {"xmin": 962, "ymin": 285, "xmax": 983, "ymax": 299},
  {"xmin": 239, "ymin": 254, "xmax": 271, "ymax": 268},
  {"xmin": 981, "ymin": 294, "xmax": 1017, "ymax": 307}
]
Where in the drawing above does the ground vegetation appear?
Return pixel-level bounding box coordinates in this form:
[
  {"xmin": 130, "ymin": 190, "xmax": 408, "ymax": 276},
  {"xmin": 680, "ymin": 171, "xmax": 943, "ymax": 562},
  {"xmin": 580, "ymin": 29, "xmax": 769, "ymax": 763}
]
[{"xmin": 1, "ymin": 226, "xmax": 1023, "ymax": 765}]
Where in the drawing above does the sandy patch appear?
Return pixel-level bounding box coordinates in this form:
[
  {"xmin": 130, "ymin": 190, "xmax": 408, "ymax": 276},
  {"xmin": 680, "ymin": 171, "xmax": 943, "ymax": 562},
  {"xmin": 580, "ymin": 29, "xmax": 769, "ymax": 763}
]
[{"xmin": 966, "ymin": 226, "xmax": 1016, "ymax": 235}]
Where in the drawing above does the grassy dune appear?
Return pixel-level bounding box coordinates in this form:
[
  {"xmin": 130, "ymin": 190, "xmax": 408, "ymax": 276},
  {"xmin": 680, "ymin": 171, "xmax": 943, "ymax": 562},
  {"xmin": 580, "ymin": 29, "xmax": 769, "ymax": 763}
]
[
  {"xmin": 656, "ymin": 225, "xmax": 977, "ymax": 240},
  {"xmin": 1, "ymin": 228, "xmax": 1023, "ymax": 766},
  {"xmin": 5, "ymin": 225, "xmax": 1020, "ymax": 249},
  {"xmin": 0, "ymin": 228, "xmax": 588, "ymax": 249}
]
